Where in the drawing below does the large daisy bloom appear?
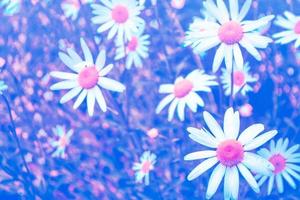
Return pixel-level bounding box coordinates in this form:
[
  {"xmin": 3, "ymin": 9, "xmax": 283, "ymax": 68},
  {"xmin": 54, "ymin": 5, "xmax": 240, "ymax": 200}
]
[
  {"xmin": 273, "ymin": 11, "xmax": 300, "ymax": 48},
  {"xmin": 221, "ymin": 62, "xmax": 257, "ymax": 96},
  {"xmin": 50, "ymin": 38, "xmax": 125, "ymax": 116},
  {"xmin": 50, "ymin": 126, "xmax": 73, "ymax": 158},
  {"xmin": 156, "ymin": 70, "xmax": 217, "ymax": 121},
  {"xmin": 132, "ymin": 151, "xmax": 157, "ymax": 185},
  {"xmin": 256, "ymin": 138, "xmax": 300, "ymax": 195},
  {"xmin": 185, "ymin": 0, "xmax": 274, "ymax": 72},
  {"xmin": 184, "ymin": 108, "xmax": 278, "ymax": 200},
  {"xmin": 91, "ymin": 0, "xmax": 145, "ymax": 44},
  {"xmin": 115, "ymin": 28, "xmax": 150, "ymax": 69}
]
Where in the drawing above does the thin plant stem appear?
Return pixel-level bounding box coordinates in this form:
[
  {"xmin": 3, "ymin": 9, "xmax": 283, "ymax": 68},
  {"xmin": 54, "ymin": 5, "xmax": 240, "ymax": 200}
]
[{"xmin": 1, "ymin": 94, "xmax": 36, "ymax": 198}]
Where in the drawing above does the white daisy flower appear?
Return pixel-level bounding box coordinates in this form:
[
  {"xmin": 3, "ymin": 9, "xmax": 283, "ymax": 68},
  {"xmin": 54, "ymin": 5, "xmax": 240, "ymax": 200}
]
[
  {"xmin": 61, "ymin": 0, "xmax": 93, "ymax": 20},
  {"xmin": 91, "ymin": 0, "xmax": 145, "ymax": 44},
  {"xmin": 273, "ymin": 11, "xmax": 300, "ymax": 48},
  {"xmin": 132, "ymin": 151, "xmax": 156, "ymax": 185},
  {"xmin": 61, "ymin": 0, "xmax": 80, "ymax": 20},
  {"xmin": 256, "ymin": 138, "xmax": 300, "ymax": 195},
  {"xmin": 184, "ymin": 0, "xmax": 274, "ymax": 72},
  {"xmin": 156, "ymin": 70, "xmax": 217, "ymax": 122},
  {"xmin": 115, "ymin": 28, "xmax": 150, "ymax": 69},
  {"xmin": 221, "ymin": 62, "xmax": 257, "ymax": 96},
  {"xmin": 185, "ymin": 107, "xmax": 278, "ymax": 200},
  {"xmin": 50, "ymin": 125, "xmax": 73, "ymax": 158},
  {"xmin": 185, "ymin": 11, "xmax": 216, "ymax": 54},
  {"xmin": 50, "ymin": 38, "xmax": 125, "ymax": 116}
]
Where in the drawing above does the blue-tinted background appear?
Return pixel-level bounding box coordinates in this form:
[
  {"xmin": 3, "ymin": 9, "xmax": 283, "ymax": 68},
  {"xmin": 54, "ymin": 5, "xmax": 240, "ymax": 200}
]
[{"xmin": 0, "ymin": 0, "xmax": 299, "ymax": 199}]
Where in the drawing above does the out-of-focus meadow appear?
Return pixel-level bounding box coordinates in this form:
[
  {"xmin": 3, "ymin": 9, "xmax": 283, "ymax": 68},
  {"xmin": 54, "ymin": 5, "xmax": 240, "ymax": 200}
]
[{"xmin": 0, "ymin": 0, "xmax": 300, "ymax": 199}]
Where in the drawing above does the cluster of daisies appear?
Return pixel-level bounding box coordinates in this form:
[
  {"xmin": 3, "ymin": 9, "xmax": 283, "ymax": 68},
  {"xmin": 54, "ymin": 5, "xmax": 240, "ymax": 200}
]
[{"xmin": 46, "ymin": 0, "xmax": 300, "ymax": 198}]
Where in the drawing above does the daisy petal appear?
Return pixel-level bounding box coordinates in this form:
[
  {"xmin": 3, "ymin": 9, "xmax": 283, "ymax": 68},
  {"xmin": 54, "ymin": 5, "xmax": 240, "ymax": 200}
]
[
  {"xmin": 213, "ymin": 43, "xmax": 225, "ymax": 72},
  {"xmin": 257, "ymin": 148, "xmax": 271, "ymax": 158},
  {"xmin": 230, "ymin": 166, "xmax": 239, "ymax": 200},
  {"xmin": 243, "ymin": 15, "xmax": 275, "ymax": 32},
  {"xmin": 168, "ymin": 98, "xmax": 178, "ymax": 121},
  {"xmin": 267, "ymin": 175, "xmax": 275, "ymax": 195},
  {"xmin": 276, "ymin": 173, "xmax": 284, "ymax": 193},
  {"xmin": 286, "ymin": 168, "xmax": 300, "ymax": 181},
  {"xmin": 224, "ymin": 45, "xmax": 233, "ymax": 71},
  {"xmin": 50, "ymin": 71, "xmax": 78, "ymax": 80},
  {"xmin": 50, "ymin": 81, "xmax": 77, "ymax": 90},
  {"xmin": 203, "ymin": 111, "xmax": 225, "ymax": 140},
  {"xmin": 177, "ymin": 100, "xmax": 186, "ymax": 121},
  {"xmin": 238, "ymin": 123, "xmax": 265, "ymax": 145},
  {"xmin": 242, "ymin": 152, "xmax": 274, "ymax": 175},
  {"xmin": 239, "ymin": 38, "xmax": 261, "ymax": 60},
  {"xmin": 99, "ymin": 64, "xmax": 113, "ymax": 76},
  {"xmin": 59, "ymin": 52, "xmax": 78, "ymax": 72},
  {"xmin": 187, "ymin": 127, "xmax": 219, "ymax": 148},
  {"xmin": 285, "ymin": 144, "xmax": 300, "ymax": 158},
  {"xmin": 233, "ymin": 44, "xmax": 243, "ymax": 69},
  {"xmin": 98, "ymin": 77, "xmax": 125, "ymax": 92},
  {"xmin": 95, "ymin": 49, "xmax": 106, "ymax": 70},
  {"xmin": 237, "ymin": 163, "xmax": 260, "ymax": 193},
  {"xmin": 156, "ymin": 94, "xmax": 175, "ymax": 114},
  {"xmin": 206, "ymin": 164, "xmax": 226, "ymax": 199},
  {"xmin": 282, "ymin": 171, "xmax": 296, "ymax": 189},
  {"xmin": 80, "ymin": 38, "xmax": 94, "ymax": 64},
  {"xmin": 187, "ymin": 157, "xmax": 218, "ymax": 181},
  {"xmin": 229, "ymin": 0, "xmax": 238, "ymax": 21},
  {"xmin": 244, "ymin": 130, "xmax": 278, "ymax": 151},
  {"xmin": 87, "ymin": 90, "xmax": 96, "ymax": 116},
  {"xmin": 238, "ymin": 0, "xmax": 252, "ymax": 21},
  {"xmin": 216, "ymin": 0, "xmax": 229, "ymax": 21},
  {"xmin": 67, "ymin": 48, "xmax": 82, "ymax": 63},
  {"xmin": 60, "ymin": 87, "xmax": 82, "ymax": 104},
  {"xmin": 73, "ymin": 89, "xmax": 88, "ymax": 109},
  {"xmin": 223, "ymin": 108, "xmax": 239, "ymax": 139},
  {"xmin": 203, "ymin": 0, "xmax": 224, "ymax": 24},
  {"xmin": 159, "ymin": 84, "xmax": 174, "ymax": 93},
  {"xmin": 184, "ymin": 150, "xmax": 216, "ymax": 161}
]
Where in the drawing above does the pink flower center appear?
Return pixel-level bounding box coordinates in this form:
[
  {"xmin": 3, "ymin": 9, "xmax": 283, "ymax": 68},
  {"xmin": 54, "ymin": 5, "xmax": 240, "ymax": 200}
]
[
  {"xmin": 218, "ymin": 21, "xmax": 244, "ymax": 45},
  {"xmin": 127, "ymin": 36, "xmax": 138, "ymax": 52},
  {"xmin": 294, "ymin": 20, "xmax": 300, "ymax": 34},
  {"xmin": 141, "ymin": 161, "xmax": 152, "ymax": 173},
  {"xmin": 233, "ymin": 71, "xmax": 246, "ymax": 87},
  {"xmin": 78, "ymin": 66, "xmax": 99, "ymax": 89},
  {"xmin": 174, "ymin": 79, "xmax": 193, "ymax": 98},
  {"xmin": 269, "ymin": 154, "xmax": 286, "ymax": 174},
  {"xmin": 111, "ymin": 5, "xmax": 129, "ymax": 24},
  {"xmin": 217, "ymin": 140, "xmax": 244, "ymax": 167},
  {"xmin": 59, "ymin": 135, "xmax": 68, "ymax": 147}
]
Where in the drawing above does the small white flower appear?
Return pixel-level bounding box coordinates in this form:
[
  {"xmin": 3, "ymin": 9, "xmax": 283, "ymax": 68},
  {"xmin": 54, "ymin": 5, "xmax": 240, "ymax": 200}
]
[
  {"xmin": 50, "ymin": 126, "xmax": 73, "ymax": 158},
  {"xmin": 91, "ymin": 0, "xmax": 145, "ymax": 44},
  {"xmin": 273, "ymin": 11, "xmax": 300, "ymax": 48},
  {"xmin": 221, "ymin": 63, "xmax": 257, "ymax": 97},
  {"xmin": 185, "ymin": 107, "xmax": 278, "ymax": 200},
  {"xmin": 256, "ymin": 138, "xmax": 300, "ymax": 195},
  {"xmin": 61, "ymin": 0, "xmax": 93, "ymax": 20},
  {"xmin": 185, "ymin": 0, "xmax": 274, "ymax": 72},
  {"xmin": 50, "ymin": 38, "xmax": 125, "ymax": 116},
  {"xmin": 115, "ymin": 28, "xmax": 150, "ymax": 69},
  {"xmin": 156, "ymin": 70, "xmax": 217, "ymax": 121},
  {"xmin": 132, "ymin": 151, "xmax": 156, "ymax": 185}
]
